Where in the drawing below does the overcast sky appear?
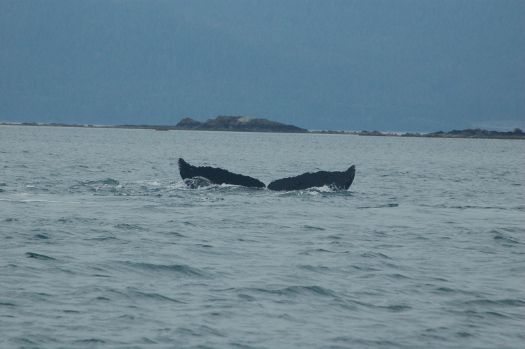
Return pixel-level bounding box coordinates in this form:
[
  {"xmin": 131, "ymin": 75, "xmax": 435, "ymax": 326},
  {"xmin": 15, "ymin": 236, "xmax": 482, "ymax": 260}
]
[{"xmin": 1, "ymin": 0, "xmax": 524, "ymax": 131}]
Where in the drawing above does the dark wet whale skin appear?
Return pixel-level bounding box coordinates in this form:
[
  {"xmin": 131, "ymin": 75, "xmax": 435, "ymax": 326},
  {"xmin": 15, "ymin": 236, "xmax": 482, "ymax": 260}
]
[
  {"xmin": 178, "ymin": 158, "xmax": 355, "ymax": 191},
  {"xmin": 267, "ymin": 165, "xmax": 355, "ymax": 191},
  {"xmin": 178, "ymin": 158, "xmax": 266, "ymax": 188}
]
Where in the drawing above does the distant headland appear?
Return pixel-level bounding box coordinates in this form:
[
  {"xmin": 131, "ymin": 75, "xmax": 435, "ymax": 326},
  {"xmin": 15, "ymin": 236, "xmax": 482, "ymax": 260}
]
[
  {"xmin": 1, "ymin": 116, "xmax": 524, "ymax": 139},
  {"xmin": 350, "ymin": 128, "xmax": 525, "ymax": 140},
  {"xmin": 175, "ymin": 116, "xmax": 307, "ymax": 133}
]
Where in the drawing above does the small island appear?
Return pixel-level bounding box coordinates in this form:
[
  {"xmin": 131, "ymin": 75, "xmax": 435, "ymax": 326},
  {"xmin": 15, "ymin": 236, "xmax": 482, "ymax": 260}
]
[{"xmin": 175, "ymin": 116, "xmax": 307, "ymax": 133}]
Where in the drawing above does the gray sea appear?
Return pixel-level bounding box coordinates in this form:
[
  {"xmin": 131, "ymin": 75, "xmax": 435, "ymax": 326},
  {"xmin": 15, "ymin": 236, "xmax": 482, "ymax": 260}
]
[{"xmin": 1, "ymin": 125, "xmax": 524, "ymax": 349}]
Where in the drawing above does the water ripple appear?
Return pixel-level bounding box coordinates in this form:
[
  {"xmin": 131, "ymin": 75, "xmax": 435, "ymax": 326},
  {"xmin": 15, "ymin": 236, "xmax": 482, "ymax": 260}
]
[
  {"xmin": 25, "ymin": 252, "xmax": 56, "ymax": 261},
  {"xmin": 2, "ymin": 127, "xmax": 524, "ymax": 349},
  {"xmin": 116, "ymin": 261, "xmax": 207, "ymax": 277}
]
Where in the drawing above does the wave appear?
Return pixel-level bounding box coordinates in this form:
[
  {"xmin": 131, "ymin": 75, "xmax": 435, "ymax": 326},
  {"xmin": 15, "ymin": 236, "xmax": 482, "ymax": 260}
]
[
  {"xmin": 68, "ymin": 178, "xmax": 121, "ymax": 194},
  {"xmin": 66, "ymin": 178, "xmax": 258, "ymax": 197},
  {"xmin": 25, "ymin": 252, "xmax": 56, "ymax": 261},
  {"xmin": 361, "ymin": 251, "xmax": 392, "ymax": 259},
  {"xmin": 462, "ymin": 298, "xmax": 525, "ymax": 307},
  {"xmin": 74, "ymin": 338, "xmax": 106, "ymax": 344},
  {"xmin": 85, "ymin": 235, "xmax": 118, "ymax": 241},
  {"xmin": 420, "ymin": 203, "xmax": 516, "ymax": 211},
  {"xmin": 126, "ymin": 287, "xmax": 184, "ymax": 303},
  {"xmin": 237, "ymin": 285, "xmax": 339, "ymax": 298},
  {"xmin": 33, "ymin": 233, "xmax": 49, "ymax": 240},
  {"xmin": 175, "ymin": 325, "xmax": 225, "ymax": 338},
  {"xmin": 114, "ymin": 223, "xmax": 145, "ymax": 231},
  {"xmin": 298, "ymin": 264, "xmax": 332, "ymax": 273},
  {"xmin": 432, "ymin": 287, "xmax": 482, "ymax": 296},
  {"xmin": 450, "ymin": 309, "xmax": 513, "ymax": 319},
  {"xmin": 56, "ymin": 216, "xmax": 99, "ymax": 224},
  {"xmin": 302, "ymin": 225, "xmax": 326, "ymax": 231},
  {"xmin": 357, "ymin": 203, "xmax": 399, "ymax": 209},
  {"xmin": 299, "ymin": 248, "xmax": 350, "ymax": 255},
  {"xmin": 276, "ymin": 186, "xmax": 355, "ymax": 197},
  {"xmin": 116, "ymin": 261, "xmax": 207, "ymax": 277},
  {"xmin": 62, "ymin": 177, "xmax": 359, "ymax": 198},
  {"xmin": 492, "ymin": 230, "xmax": 522, "ymax": 245},
  {"xmin": 0, "ymin": 302, "xmax": 17, "ymax": 307},
  {"xmin": 83, "ymin": 178, "xmax": 119, "ymax": 186},
  {"xmin": 380, "ymin": 304, "xmax": 412, "ymax": 312},
  {"xmin": 349, "ymin": 300, "xmax": 412, "ymax": 312}
]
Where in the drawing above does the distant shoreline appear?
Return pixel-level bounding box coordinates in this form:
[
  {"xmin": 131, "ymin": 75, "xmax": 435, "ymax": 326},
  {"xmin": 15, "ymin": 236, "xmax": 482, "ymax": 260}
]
[
  {"xmin": 1, "ymin": 120, "xmax": 524, "ymax": 140},
  {"xmin": 311, "ymin": 128, "xmax": 525, "ymax": 140}
]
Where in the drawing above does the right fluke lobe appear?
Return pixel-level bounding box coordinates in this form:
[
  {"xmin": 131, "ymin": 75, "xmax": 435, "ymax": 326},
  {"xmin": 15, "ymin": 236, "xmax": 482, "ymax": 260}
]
[{"xmin": 267, "ymin": 165, "xmax": 355, "ymax": 191}]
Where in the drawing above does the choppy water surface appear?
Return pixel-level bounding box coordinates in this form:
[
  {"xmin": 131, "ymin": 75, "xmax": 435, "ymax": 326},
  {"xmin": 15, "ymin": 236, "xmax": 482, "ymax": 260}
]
[{"xmin": 1, "ymin": 126, "xmax": 524, "ymax": 348}]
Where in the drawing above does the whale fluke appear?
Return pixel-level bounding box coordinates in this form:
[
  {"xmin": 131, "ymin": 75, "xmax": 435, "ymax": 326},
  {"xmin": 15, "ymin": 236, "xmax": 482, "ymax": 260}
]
[
  {"xmin": 178, "ymin": 158, "xmax": 266, "ymax": 188},
  {"xmin": 267, "ymin": 165, "xmax": 355, "ymax": 191},
  {"xmin": 179, "ymin": 158, "xmax": 356, "ymax": 191}
]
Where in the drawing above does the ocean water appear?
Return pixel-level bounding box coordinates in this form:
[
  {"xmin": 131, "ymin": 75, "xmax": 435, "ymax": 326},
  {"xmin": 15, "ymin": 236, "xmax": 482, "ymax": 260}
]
[{"xmin": 1, "ymin": 125, "xmax": 524, "ymax": 349}]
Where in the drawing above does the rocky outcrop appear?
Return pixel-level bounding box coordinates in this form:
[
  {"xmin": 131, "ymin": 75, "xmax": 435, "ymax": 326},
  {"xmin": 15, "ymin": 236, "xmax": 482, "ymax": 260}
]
[
  {"xmin": 176, "ymin": 117, "xmax": 203, "ymax": 130},
  {"xmin": 175, "ymin": 116, "xmax": 307, "ymax": 133}
]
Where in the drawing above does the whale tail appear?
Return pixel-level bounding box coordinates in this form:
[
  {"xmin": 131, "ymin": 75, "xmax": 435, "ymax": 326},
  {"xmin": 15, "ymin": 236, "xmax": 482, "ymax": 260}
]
[
  {"xmin": 179, "ymin": 158, "xmax": 356, "ymax": 191},
  {"xmin": 178, "ymin": 158, "xmax": 266, "ymax": 188}
]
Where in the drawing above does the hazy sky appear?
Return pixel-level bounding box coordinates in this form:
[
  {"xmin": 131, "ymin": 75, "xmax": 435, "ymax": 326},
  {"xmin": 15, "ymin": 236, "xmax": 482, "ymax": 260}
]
[{"xmin": 1, "ymin": 0, "xmax": 524, "ymax": 131}]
